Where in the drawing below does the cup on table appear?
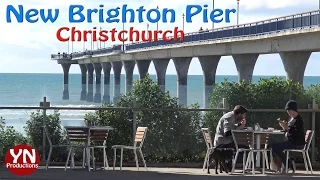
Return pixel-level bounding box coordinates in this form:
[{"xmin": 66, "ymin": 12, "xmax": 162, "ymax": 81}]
[
  {"xmin": 247, "ymin": 127, "xmax": 253, "ymax": 131},
  {"xmin": 268, "ymin": 127, "xmax": 274, "ymax": 131}
]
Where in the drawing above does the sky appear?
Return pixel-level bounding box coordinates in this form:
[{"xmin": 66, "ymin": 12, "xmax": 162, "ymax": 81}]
[{"xmin": 0, "ymin": 0, "xmax": 319, "ymax": 76}]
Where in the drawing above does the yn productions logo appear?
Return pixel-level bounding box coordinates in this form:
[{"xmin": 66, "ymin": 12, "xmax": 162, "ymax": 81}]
[{"xmin": 5, "ymin": 144, "xmax": 40, "ymax": 176}]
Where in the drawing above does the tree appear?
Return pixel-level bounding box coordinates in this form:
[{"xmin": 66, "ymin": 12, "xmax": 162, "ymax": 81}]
[
  {"xmin": 24, "ymin": 110, "xmax": 67, "ymax": 161},
  {"xmin": 205, "ymin": 77, "xmax": 310, "ymax": 140},
  {"xmin": 85, "ymin": 75, "xmax": 203, "ymax": 162}
]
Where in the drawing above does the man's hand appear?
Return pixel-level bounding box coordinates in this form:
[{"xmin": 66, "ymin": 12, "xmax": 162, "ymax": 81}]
[
  {"xmin": 240, "ymin": 118, "xmax": 246, "ymax": 126},
  {"xmin": 236, "ymin": 118, "xmax": 246, "ymax": 130},
  {"xmin": 279, "ymin": 120, "xmax": 288, "ymax": 130}
]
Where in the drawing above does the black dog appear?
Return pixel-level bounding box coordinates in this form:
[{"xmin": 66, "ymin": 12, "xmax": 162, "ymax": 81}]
[{"xmin": 207, "ymin": 148, "xmax": 234, "ymax": 174}]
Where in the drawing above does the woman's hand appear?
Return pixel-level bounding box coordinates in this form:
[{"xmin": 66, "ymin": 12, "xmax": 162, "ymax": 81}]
[{"xmin": 279, "ymin": 120, "xmax": 288, "ymax": 130}]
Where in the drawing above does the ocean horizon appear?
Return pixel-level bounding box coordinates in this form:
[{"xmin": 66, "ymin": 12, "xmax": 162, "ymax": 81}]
[{"xmin": 1, "ymin": 73, "xmax": 320, "ymax": 133}]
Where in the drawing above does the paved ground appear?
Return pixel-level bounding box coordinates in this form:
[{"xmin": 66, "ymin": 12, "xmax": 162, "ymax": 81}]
[{"xmin": 1, "ymin": 166, "xmax": 319, "ymax": 180}]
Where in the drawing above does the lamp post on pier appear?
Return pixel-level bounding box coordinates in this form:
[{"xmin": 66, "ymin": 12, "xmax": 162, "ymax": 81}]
[
  {"xmin": 237, "ymin": 0, "xmax": 240, "ymax": 25},
  {"xmin": 212, "ymin": 0, "xmax": 215, "ymax": 29},
  {"xmin": 182, "ymin": 13, "xmax": 185, "ymax": 31},
  {"xmin": 147, "ymin": 23, "xmax": 149, "ymax": 39},
  {"xmin": 99, "ymin": 27, "xmax": 102, "ymax": 49},
  {"xmin": 156, "ymin": 5, "xmax": 159, "ymax": 31},
  {"xmin": 122, "ymin": 22, "xmax": 125, "ymax": 52},
  {"xmin": 156, "ymin": 5, "xmax": 159, "ymax": 44}
]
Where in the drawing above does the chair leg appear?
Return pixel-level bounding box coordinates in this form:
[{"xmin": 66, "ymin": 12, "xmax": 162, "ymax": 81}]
[
  {"xmin": 139, "ymin": 149, "xmax": 147, "ymax": 171},
  {"xmin": 264, "ymin": 151, "xmax": 269, "ymax": 170},
  {"xmin": 242, "ymin": 151, "xmax": 246, "ymax": 174},
  {"xmin": 82, "ymin": 148, "xmax": 85, "ymax": 168},
  {"xmin": 251, "ymin": 151, "xmax": 255, "ymax": 175},
  {"xmin": 120, "ymin": 148, "xmax": 123, "ymax": 171},
  {"xmin": 245, "ymin": 152, "xmax": 251, "ymax": 170},
  {"xmin": 45, "ymin": 147, "xmax": 52, "ymax": 170},
  {"xmin": 302, "ymin": 151, "xmax": 309, "ymax": 173},
  {"xmin": 92, "ymin": 148, "xmax": 95, "ymax": 171},
  {"xmin": 113, "ymin": 148, "xmax": 116, "ymax": 170},
  {"xmin": 285, "ymin": 151, "xmax": 289, "ymax": 173},
  {"xmin": 206, "ymin": 150, "xmax": 211, "ymax": 170},
  {"xmin": 103, "ymin": 147, "xmax": 109, "ymax": 169},
  {"xmin": 202, "ymin": 149, "xmax": 209, "ymax": 171},
  {"xmin": 269, "ymin": 151, "xmax": 273, "ymax": 170},
  {"xmin": 134, "ymin": 149, "xmax": 139, "ymax": 170},
  {"xmin": 71, "ymin": 148, "xmax": 75, "ymax": 168},
  {"xmin": 231, "ymin": 151, "xmax": 239, "ymax": 174},
  {"xmin": 86, "ymin": 148, "xmax": 91, "ymax": 172},
  {"xmin": 262, "ymin": 151, "xmax": 265, "ymax": 174},
  {"xmin": 306, "ymin": 151, "xmax": 313, "ymax": 174},
  {"xmin": 65, "ymin": 147, "xmax": 72, "ymax": 171}
]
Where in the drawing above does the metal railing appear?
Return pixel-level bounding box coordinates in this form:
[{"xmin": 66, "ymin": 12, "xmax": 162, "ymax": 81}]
[
  {"xmin": 51, "ymin": 10, "xmax": 320, "ymax": 59},
  {"xmin": 0, "ymin": 97, "xmax": 319, "ymax": 164}
]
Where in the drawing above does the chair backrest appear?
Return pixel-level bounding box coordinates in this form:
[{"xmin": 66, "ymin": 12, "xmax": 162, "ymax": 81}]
[
  {"xmin": 231, "ymin": 130, "xmax": 254, "ymax": 150},
  {"xmin": 201, "ymin": 128, "xmax": 213, "ymax": 149},
  {"xmin": 304, "ymin": 130, "xmax": 314, "ymax": 151},
  {"xmin": 255, "ymin": 133, "xmax": 270, "ymax": 149},
  {"xmin": 134, "ymin": 127, "xmax": 148, "ymax": 148},
  {"xmin": 89, "ymin": 128, "xmax": 109, "ymax": 145},
  {"xmin": 65, "ymin": 127, "xmax": 89, "ymax": 144}
]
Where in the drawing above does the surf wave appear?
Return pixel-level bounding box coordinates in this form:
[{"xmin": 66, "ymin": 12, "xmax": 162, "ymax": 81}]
[{"xmin": 0, "ymin": 104, "xmax": 100, "ymax": 121}]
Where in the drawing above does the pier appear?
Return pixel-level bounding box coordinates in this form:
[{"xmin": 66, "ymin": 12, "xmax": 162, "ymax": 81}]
[{"xmin": 51, "ymin": 10, "xmax": 320, "ymax": 107}]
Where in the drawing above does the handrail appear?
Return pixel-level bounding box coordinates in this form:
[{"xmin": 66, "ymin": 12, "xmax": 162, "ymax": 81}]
[
  {"xmin": 126, "ymin": 9, "xmax": 320, "ymax": 45},
  {"xmin": 51, "ymin": 9, "xmax": 320, "ymax": 59},
  {"xmin": 0, "ymin": 106, "xmax": 320, "ymax": 112}
]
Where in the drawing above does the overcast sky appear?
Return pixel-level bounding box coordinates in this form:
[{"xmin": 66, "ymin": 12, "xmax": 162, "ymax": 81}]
[{"xmin": 0, "ymin": 0, "xmax": 319, "ymax": 75}]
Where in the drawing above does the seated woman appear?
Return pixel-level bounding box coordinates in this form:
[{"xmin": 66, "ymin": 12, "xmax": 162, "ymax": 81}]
[{"xmin": 271, "ymin": 100, "xmax": 305, "ymax": 172}]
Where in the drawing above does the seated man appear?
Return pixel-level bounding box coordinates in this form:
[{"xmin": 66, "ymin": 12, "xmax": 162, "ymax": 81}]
[
  {"xmin": 213, "ymin": 105, "xmax": 248, "ymax": 163},
  {"xmin": 271, "ymin": 100, "xmax": 305, "ymax": 172}
]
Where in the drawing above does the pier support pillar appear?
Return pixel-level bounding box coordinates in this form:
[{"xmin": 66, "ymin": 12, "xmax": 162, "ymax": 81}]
[
  {"xmin": 111, "ymin": 62, "xmax": 122, "ymax": 103},
  {"xmin": 153, "ymin": 59, "xmax": 170, "ymax": 92},
  {"xmin": 173, "ymin": 57, "xmax": 192, "ymax": 106},
  {"xmin": 93, "ymin": 63, "xmax": 102, "ymax": 103},
  {"xmin": 123, "ymin": 61, "xmax": 135, "ymax": 93},
  {"xmin": 233, "ymin": 54, "xmax": 259, "ymax": 83},
  {"xmin": 136, "ymin": 60, "xmax": 151, "ymax": 79},
  {"xmin": 101, "ymin": 62, "xmax": 111, "ymax": 103},
  {"xmin": 280, "ymin": 51, "xmax": 311, "ymax": 85},
  {"xmin": 199, "ymin": 56, "xmax": 221, "ymax": 108},
  {"xmin": 85, "ymin": 64, "xmax": 94, "ymax": 102},
  {"xmin": 79, "ymin": 64, "xmax": 87, "ymax": 101},
  {"xmin": 61, "ymin": 64, "xmax": 71, "ymax": 100}
]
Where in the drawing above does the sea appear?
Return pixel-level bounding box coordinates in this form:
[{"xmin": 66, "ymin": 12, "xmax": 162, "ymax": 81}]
[{"xmin": 1, "ymin": 73, "xmax": 320, "ymax": 134}]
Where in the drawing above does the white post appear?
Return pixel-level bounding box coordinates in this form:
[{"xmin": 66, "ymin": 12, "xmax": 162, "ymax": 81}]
[
  {"xmin": 311, "ymin": 99, "xmax": 317, "ymax": 162},
  {"xmin": 132, "ymin": 98, "xmax": 137, "ymax": 143},
  {"xmin": 222, "ymin": 98, "xmax": 228, "ymax": 114}
]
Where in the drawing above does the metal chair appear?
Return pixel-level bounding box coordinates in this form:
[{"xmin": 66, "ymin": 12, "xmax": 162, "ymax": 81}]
[
  {"xmin": 284, "ymin": 130, "xmax": 314, "ymax": 174},
  {"xmin": 231, "ymin": 130, "xmax": 254, "ymax": 174},
  {"xmin": 44, "ymin": 125, "xmax": 69, "ymax": 170},
  {"xmin": 64, "ymin": 127, "xmax": 94, "ymax": 171},
  {"xmin": 244, "ymin": 132, "xmax": 272, "ymax": 174},
  {"xmin": 112, "ymin": 127, "xmax": 148, "ymax": 170},
  {"xmin": 201, "ymin": 128, "xmax": 214, "ymax": 171},
  {"xmin": 89, "ymin": 128, "xmax": 110, "ymax": 170}
]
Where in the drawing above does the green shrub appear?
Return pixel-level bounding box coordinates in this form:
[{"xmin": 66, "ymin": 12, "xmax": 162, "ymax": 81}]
[
  {"xmin": 24, "ymin": 110, "xmax": 67, "ymax": 161},
  {"xmin": 85, "ymin": 75, "xmax": 203, "ymax": 162},
  {"xmin": 204, "ymin": 77, "xmax": 310, "ymax": 132},
  {"xmin": 0, "ymin": 117, "xmax": 27, "ymax": 160}
]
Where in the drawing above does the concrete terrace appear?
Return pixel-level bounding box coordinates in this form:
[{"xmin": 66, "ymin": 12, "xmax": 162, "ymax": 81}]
[{"xmin": 1, "ymin": 167, "xmax": 320, "ymax": 180}]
